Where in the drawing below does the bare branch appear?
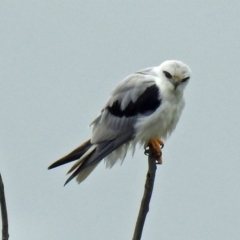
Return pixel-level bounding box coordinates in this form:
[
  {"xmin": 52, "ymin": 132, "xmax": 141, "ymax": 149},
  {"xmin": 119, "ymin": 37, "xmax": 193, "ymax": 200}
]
[
  {"xmin": 0, "ymin": 173, "xmax": 9, "ymax": 240},
  {"xmin": 132, "ymin": 147, "xmax": 157, "ymax": 240}
]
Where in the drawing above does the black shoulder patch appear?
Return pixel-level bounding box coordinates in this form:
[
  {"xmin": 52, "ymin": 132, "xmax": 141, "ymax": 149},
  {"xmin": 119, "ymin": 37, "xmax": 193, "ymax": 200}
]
[{"xmin": 108, "ymin": 85, "xmax": 161, "ymax": 117}]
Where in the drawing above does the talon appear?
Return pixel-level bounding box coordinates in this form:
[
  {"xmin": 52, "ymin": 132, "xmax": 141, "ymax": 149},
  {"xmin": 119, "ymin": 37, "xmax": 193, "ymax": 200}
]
[
  {"xmin": 156, "ymin": 152, "xmax": 162, "ymax": 157},
  {"xmin": 156, "ymin": 156, "xmax": 162, "ymax": 164},
  {"xmin": 144, "ymin": 145, "xmax": 150, "ymax": 156},
  {"xmin": 144, "ymin": 149, "xmax": 150, "ymax": 156},
  {"xmin": 156, "ymin": 139, "xmax": 164, "ymax": 149},
  {"xmin": 146, "ymin": 138, "xmax": 164, "ymax": 164}
]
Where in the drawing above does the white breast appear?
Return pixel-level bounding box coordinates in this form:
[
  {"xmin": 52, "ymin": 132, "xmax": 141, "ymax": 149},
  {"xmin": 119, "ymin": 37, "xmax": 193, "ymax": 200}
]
[{"xmin": 134, "ymin": 82, "xmax": 185, "ymax": 144}]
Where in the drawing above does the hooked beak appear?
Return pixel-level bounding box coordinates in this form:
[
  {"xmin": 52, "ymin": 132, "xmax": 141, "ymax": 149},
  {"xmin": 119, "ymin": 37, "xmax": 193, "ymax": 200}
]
[
  {"xmin": 169, "ymin": 78, "xmax": 179, "ymax": 90},
  {"xmin": 173, "ymin": 82, "xmax": 179, "ymax": 90}
]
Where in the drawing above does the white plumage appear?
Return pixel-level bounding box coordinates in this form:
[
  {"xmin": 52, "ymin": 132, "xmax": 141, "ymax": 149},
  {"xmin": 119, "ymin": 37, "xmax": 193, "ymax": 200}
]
[{"xmin": 49, "ymin": 60, "xmax": 191, "ymax": 185}]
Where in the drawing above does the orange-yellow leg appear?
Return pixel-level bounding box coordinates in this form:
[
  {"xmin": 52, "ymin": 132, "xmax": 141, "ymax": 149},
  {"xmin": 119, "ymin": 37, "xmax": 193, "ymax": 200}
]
[{"xmin": 144, "ymin": 138, "xmax": 164, "ymax": 164}]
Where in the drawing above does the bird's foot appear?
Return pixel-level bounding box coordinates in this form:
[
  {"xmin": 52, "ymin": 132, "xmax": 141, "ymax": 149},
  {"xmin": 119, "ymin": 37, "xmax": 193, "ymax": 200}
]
[{"xmin": 144, "ymin": 138, "xmax": 164, "ymax": 164}]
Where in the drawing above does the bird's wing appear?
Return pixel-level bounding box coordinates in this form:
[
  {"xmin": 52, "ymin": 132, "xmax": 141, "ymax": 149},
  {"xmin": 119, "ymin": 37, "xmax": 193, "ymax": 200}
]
[
  {"xmin": 50, "ymin": 68, "xmax": 162, "ymax": 185},
  {"xmin": 91, "ymin": 68, "xmax": 161, "ymax": 144}
]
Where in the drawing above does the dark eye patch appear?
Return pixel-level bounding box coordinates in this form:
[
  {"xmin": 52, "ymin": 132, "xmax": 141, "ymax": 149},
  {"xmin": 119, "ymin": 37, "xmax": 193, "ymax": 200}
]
[
  {"xmin": 163, "ymin": 71, "xmax": 172, "ymax": 79},
  {"xmin": 182, "ymin": 77, "xmax": 190, "ymax": 82}
]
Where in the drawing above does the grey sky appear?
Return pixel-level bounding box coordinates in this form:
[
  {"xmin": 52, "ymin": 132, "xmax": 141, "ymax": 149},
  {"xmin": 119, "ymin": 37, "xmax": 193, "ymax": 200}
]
[{"xmin": 1, "ymin": 1, "xmax": 240, "ymax": 239}]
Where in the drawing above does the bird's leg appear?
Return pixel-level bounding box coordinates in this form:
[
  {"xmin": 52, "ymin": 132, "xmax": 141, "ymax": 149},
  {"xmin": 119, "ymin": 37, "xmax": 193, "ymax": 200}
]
[{"xmin": 144, "ymin": 138, "xmax": 164, "ymax": 164}]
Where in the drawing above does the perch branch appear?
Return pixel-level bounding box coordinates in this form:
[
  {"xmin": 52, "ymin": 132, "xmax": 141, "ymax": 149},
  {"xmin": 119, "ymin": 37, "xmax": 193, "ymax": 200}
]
[
  {"xmin": 132, "ymin": 146, "xmax": 158, "ymax": 240},
  {"xmin": 0, "ymin": 173, "xmax": 9, "ymax": 240}
]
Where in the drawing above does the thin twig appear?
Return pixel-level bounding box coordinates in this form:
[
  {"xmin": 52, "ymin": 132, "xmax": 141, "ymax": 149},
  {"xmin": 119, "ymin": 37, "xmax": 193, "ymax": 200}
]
[
  {"xmin": 0, "ymin": 173, "xmax": 9, "ymax": 240},
  {"xmin": 132, "ymin": 147, "xmax": 157, "ymax": 240}
]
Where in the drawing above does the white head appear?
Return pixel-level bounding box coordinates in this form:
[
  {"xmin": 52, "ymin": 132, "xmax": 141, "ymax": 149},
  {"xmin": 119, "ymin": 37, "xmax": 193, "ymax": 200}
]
[{"xmin": 157, "ymin": 60, "xmax": 191, "ymax": 92}]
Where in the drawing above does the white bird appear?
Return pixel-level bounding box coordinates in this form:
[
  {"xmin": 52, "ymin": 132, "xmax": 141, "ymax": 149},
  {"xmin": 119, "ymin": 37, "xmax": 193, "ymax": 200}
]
[{"xmin": 48, "ymin": 60, "xmax": 191, "ymax": 185}]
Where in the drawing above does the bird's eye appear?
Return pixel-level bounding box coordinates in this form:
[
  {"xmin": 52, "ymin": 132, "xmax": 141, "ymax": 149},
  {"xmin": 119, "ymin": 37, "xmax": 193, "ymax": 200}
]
[
  {"xmin": 182, "ymin": 77, "xmax": 190, "ymax": 83},
  {"xmin": 163, "ymin": 71, "xmax": 172, "ymax": 79}
]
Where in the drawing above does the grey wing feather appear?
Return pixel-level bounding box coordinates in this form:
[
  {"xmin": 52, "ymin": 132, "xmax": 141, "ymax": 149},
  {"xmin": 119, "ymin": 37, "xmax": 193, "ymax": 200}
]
[
  {"xmin": 136, "ymin": 67, "xmax": 157, "ymax": 76},
  {"xmin": 91, "ymin": 114, "xmax": 136, "ymax": 143},
  {"xmin": 107, "ymin": 71, "xmax": 156, "ymax": 108},
  {"xmin": 91, "ymin": 72, "xmax": 157, "ymax": 143}
]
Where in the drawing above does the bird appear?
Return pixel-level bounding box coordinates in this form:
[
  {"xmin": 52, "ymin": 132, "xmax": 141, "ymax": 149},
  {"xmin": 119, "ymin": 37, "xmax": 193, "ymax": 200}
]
[{"xmin": 48, "ymin": 60, "xmax": 191, "ymax": 185}]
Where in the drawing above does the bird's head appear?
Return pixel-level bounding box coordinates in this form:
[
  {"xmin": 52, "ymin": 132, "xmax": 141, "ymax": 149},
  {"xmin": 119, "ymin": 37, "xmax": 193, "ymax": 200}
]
[{"xmin": 158, "ymin": 60, "xmax": 191, "ymax": 92}]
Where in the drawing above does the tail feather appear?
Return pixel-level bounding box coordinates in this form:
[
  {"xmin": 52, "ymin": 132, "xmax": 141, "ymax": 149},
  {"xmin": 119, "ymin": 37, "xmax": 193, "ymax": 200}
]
[
  {"xmin": 67, "ymin": 145, "xmax": 97, "ymax": 174},
  {"xmin": 49, "ymin": 129, "xmax": 134, "ymax": 185},
  {"xmin": 64, "ymin": 141, "xmax": 112, "ymax": 185},
  {"xmin": 48, "ymin": 139, "xmax": 92, "ymax": 169},
  {"xmin": 64, "ymin": 130, "xmax": 134, "ymax": 185},
  {"xmin": 76, "ymin": 162, "xmax": 100, "ymax": 184}
]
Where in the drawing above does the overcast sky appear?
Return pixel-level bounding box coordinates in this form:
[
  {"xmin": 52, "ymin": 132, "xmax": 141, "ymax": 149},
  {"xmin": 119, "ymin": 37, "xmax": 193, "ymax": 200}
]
[{"xmin": 1, "ymin": 1, "xmax": 240, "ymax": 239}]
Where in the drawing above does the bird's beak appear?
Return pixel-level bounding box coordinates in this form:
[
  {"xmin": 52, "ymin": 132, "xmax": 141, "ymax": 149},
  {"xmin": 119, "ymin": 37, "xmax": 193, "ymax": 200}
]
[
  {"xmin": 173, "ymin": 82, "xmax": 179, "ymax": 90},
  {"xmin": 169, "ymin": 78, "xmax": 179, "ymax": 90}
]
